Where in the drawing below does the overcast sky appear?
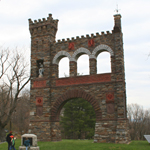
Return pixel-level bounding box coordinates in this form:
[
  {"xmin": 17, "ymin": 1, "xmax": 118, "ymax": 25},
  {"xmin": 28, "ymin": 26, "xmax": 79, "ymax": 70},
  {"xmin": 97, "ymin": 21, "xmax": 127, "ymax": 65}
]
[{"xmin": 0, "ymin": 0, "xmax": 150, "ymax": 109}]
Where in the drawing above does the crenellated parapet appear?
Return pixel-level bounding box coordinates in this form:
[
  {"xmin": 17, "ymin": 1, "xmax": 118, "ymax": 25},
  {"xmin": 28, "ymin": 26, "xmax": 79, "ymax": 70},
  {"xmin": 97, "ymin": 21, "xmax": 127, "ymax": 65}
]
[
  {"xmin": 28, "ymin": 14, "xmax": 59, "ymax": 38},
  {"xmin": 56, "ymin": 31, "xmax": 112, "ymax": 44}
]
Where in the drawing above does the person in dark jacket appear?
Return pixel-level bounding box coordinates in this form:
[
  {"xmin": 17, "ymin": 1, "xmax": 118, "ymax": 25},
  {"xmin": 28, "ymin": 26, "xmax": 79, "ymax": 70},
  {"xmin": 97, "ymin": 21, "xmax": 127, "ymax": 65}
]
[
  {"xmin": 6, "ymin": 131, "xmax": 12, "ymax": 150},
  {"xmin": 24, "ymin": 137, "xmax": 30, "ymax": 150}
]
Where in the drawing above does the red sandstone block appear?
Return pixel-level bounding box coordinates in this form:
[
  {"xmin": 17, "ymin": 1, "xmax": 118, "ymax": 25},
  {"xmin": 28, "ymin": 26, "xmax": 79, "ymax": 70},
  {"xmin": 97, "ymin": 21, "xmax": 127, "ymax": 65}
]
[{"xmin": 56, "ymin": 74, "xmax": 111, "ymax": 86}]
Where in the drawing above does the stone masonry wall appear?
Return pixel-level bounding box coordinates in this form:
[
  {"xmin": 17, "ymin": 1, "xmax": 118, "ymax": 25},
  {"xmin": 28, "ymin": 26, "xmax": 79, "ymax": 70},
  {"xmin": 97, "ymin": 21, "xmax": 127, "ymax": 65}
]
[{"xmin": 29, "ymin": 13, "xmax": 130, "ymax": 143}]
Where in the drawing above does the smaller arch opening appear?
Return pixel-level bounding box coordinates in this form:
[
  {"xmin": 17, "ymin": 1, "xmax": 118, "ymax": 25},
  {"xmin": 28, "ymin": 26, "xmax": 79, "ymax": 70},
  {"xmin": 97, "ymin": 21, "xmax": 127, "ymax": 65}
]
[
  {"xmin": 77, "ymin": 54, "xmax": 89, "ymax": 76},
  {"xmin": 59, "ymin": 57, "xmax": 69, "ymax": 78},
  {"xmin": 97, "ymin": 51, "xmax": 111, "ymax": 74}
]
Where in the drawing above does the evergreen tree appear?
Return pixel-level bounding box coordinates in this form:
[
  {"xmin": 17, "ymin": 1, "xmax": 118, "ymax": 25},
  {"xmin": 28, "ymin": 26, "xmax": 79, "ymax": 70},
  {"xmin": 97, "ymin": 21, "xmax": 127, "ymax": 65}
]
[{"xmin": 60, "ymin": 98, "xmax": 96, "ymax": 139}]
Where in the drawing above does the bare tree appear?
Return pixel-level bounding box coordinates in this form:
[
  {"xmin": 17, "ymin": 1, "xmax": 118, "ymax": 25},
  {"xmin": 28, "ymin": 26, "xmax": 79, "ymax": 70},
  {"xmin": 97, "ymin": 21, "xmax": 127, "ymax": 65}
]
[
  {"xmin": 11, "ymin": 89, "xmax": 30, "ymax": 135},
  {"xmin": 127, "ymin": 103, "xmax": 150, "ymax": 140},
  {"xmin": 0, "ymin": 47, "xmax": 30, "ymax": 142}
]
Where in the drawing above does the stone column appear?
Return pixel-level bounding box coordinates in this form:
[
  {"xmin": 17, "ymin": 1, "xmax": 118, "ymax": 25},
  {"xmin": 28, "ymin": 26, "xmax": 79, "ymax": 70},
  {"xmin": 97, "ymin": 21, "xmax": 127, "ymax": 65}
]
[
  {"xmin": 69, "ymin": 61, "xmax": 77, "ymax": 77},
  {"xmin": 51, "ymin": 122, "xmax": 61, "ymax": 141},
  {"xmin": 89, "ymin": 58, "xmax": 97, "ymax": 75}
]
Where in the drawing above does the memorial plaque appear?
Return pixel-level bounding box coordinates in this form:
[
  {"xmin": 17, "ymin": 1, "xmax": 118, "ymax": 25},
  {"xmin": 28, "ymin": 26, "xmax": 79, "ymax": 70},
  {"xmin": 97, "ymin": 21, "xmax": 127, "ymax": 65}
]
[
  {"xmin": 107, "ymin": 103, "xmax": 114, "ymax": 114},
  {"xmin": 144, "ymin": 135, "xmax": 150, "ymax": 143},
  {"xmin": 36, "ymin": 106, "xmax": 43, "ymax": 116},
  {"xmin": 19, "ymin": 134, "xmax": 39, "ymax": 150}
]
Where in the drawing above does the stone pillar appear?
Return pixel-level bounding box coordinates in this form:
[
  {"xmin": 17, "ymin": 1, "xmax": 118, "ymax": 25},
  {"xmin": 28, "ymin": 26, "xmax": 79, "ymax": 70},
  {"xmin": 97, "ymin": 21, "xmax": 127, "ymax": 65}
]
[
  {"xmin": 69, "ymin": 61, "xmax": 77, "ymax": 77},
  {"xmin": 51, "ymin": 122, "xmax": 61, "ymax": 141},
  {"xmin": 111, "ymin": 56, "xmax": 116, "ymax": 81},
  {"xmin": 89, "ymin": 58, "xmax": 97, "ymax": 75},
  {"xmin": 115, "ymin": 119, "xmax": 131, "ymax": 143}
]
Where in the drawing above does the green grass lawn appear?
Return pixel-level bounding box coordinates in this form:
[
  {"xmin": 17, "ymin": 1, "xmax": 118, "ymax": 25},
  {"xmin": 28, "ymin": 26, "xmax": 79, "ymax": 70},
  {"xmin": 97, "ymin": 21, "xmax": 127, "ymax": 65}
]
[{"xmin": 1, "ymin": 139, "xmax": 150, "ymax": 150}]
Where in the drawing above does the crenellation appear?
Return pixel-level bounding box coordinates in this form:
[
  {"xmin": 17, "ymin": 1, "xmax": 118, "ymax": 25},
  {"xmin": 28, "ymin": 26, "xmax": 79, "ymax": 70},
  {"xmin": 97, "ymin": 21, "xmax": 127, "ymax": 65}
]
[
  {"xmin": 81, "ymin": 35, "xmax": 85, "ymax": 38},
  {"xmin": 96, "ymin": 32, "xmax": 100, "ymax": 36},
  {"xmin": 101, "ymin": 31, "xmax": 105, "ymax": 35},
  {"xmin": 48, "ymin": 13, "xmax": 52, "ymax": 18},
  {"xmin": 55, "ymin": 31, "xmax": 113, "ymax": 45},
  {"xmin": 91, "ymin": 33, "xmax": 94, "ymax": 37},
  {"xmin": 29, "ymin": 14, "xmax": 58, "ymax": 36},
  {"xmin": 28, "ymin": 18, "xmax": 33, "ymax": 24},
  {"xmin": 106, "ymin": 31, "xmax": 110, "ymax": 34},
  {"xmin": 86, "ymin": 34, "xmax": 89, "ymax": 38},
  {"xmin": 42, "ymin": 18, "xmax": 46, "ymax": 21}
]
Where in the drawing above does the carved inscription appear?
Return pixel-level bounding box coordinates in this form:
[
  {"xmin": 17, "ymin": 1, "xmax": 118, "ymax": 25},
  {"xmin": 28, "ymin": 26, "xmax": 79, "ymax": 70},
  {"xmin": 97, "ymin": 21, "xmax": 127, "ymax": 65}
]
[
  {"xmin": 36, "ymin": 106, "xmax": 43, "ymax": 116},
  {"xmin": 107, "ymin": 103, "xmax": 114, "ymax": 114},
  {"xmin": 33, "ymin": 80, "xmax": 46, "ymax": 88}
]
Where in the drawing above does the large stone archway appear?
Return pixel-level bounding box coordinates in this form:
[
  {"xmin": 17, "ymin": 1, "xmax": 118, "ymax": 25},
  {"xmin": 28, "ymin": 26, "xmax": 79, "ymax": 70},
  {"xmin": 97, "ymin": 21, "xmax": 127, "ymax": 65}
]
[
  {"xmin": 50, "ymin": 89, "xmax": 102, "ymax": 141},
  {"xmin": 29, "ymin": 13, "xmax": 130, "ymax": 143},
  {"xmin": 51, "ymin": 89, "xmax": 102, "ymax": 122}
]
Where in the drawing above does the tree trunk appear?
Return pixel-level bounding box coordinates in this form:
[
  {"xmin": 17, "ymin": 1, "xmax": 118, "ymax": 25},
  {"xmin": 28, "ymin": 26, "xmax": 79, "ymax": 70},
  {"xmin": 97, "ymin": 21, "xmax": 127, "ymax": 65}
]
[{"xmin": 0, "ymin": 126, "xmax": 6, "ymax": 142}]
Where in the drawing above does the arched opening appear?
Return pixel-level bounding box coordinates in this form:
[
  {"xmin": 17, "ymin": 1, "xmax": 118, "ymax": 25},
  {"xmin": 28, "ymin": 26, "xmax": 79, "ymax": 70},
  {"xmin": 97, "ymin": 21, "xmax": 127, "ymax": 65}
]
[
  {"xmin": 59, "ymin": 57, "xmax": 69, "ymax": 78},
  {"xmin": 60, "ymin": 98, "xmax": 96, "ymax": 139},
  {"xmin": 97, "ymin": 51, "xmax": 111, "ymax": 74},
  {"xmin": 77, "ymin": 54, "xmax": 89, "ymax": 75},
  {"xmin": 50, "ymin": 89, "xmax": 102, "ymax": 141}
]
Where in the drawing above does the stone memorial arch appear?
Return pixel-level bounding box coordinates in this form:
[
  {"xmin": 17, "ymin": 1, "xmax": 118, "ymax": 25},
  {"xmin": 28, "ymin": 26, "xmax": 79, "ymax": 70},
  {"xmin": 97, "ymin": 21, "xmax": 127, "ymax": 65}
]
[{"xmin": 28, "ymin": 13, "xmax": 130, "ymax": 143}]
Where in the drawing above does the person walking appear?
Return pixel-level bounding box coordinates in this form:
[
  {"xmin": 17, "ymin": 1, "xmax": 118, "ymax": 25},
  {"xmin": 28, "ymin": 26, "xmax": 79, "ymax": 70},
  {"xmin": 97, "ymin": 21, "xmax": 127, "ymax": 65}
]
[
  {"xmin": 9, "ymin": 136, "xmax": 16, "ymax": 150},
  {"xmin": 6, "ymin": 131, "xmax": 12, "ymax": 150}
]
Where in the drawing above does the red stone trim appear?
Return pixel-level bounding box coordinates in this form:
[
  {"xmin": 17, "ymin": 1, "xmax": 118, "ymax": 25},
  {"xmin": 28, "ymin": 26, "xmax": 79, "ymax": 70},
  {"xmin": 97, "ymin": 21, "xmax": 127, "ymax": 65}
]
[
  {"xmin": 51, "ymin": 80, "xmax": 125, "ymax": 88},
  {"xmin": 88, "ymin": 39, "xmax": 94, "ymax": 47},
  {"xmin": 33, "ymin": 80, "xmax": 46, "ymax": 88},
  {"xmin": 56, "ymin": 73, "xmax": 111, "ymax": 86},
  {"xmin": 68, "ymin": 42, "xmax": 74, "ymax": 50},
  {"xmin": 51, "ymin": 89, "xmax": 102, "ymax": 122},
  {"xmin": 36, "ymin": 97, "xmax": 43, "ymax": 106},
  {"xmin": 106, "ymin": 92, "xmax": 114, "ymax": 103}
]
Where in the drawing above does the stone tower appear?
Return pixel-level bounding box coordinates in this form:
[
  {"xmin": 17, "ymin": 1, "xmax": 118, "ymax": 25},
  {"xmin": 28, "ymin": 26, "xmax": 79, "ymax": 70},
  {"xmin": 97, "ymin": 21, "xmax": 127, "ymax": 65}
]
[
  {"xmin": 28, "ymin": 14, "xmax": 58, "ymax": 140},
  {"xmin": 28, "ymin": 13, "xmax": 130, "ymax": 143}
]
